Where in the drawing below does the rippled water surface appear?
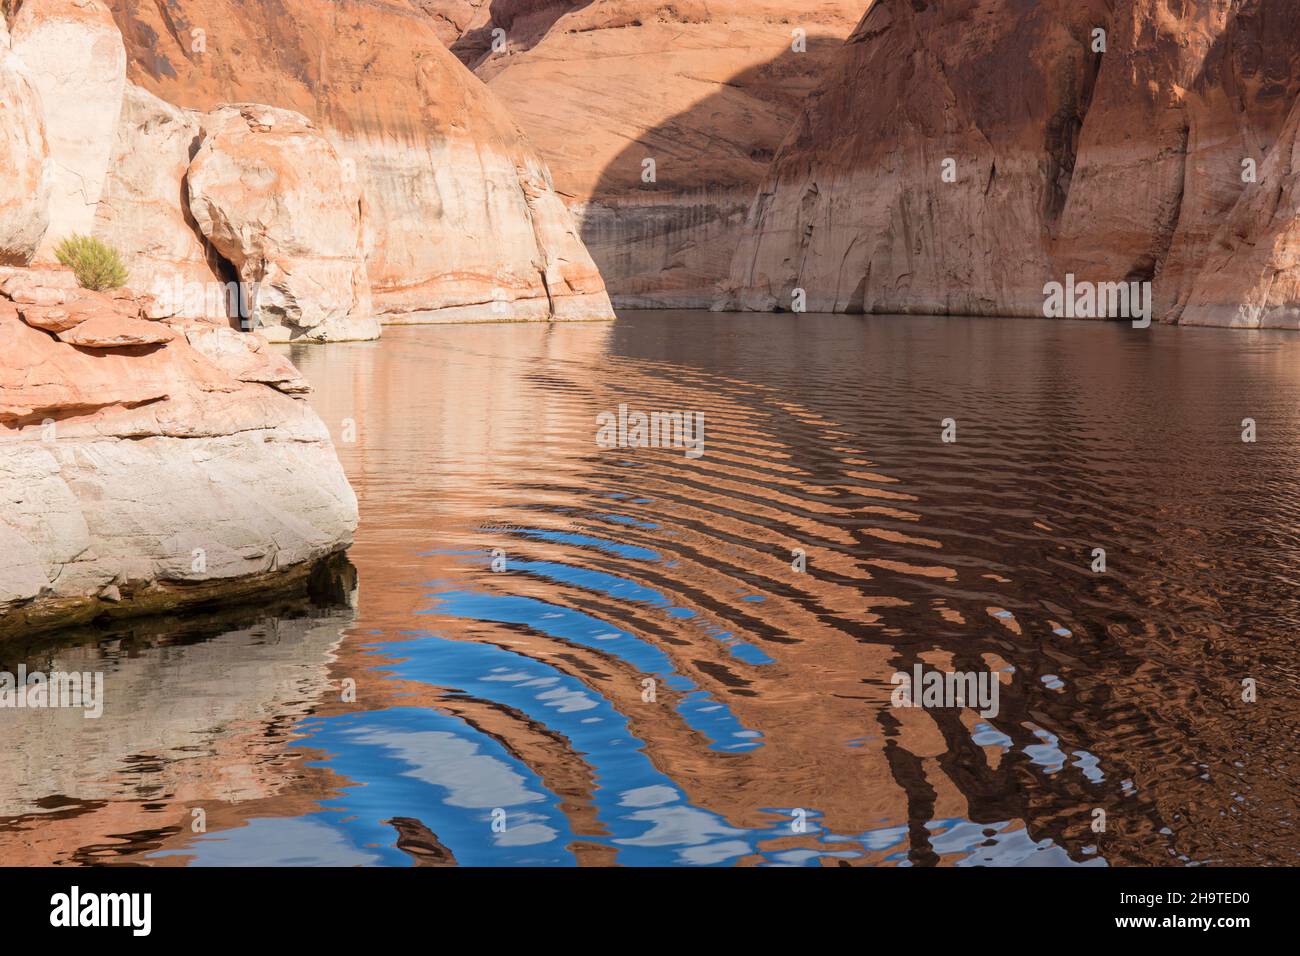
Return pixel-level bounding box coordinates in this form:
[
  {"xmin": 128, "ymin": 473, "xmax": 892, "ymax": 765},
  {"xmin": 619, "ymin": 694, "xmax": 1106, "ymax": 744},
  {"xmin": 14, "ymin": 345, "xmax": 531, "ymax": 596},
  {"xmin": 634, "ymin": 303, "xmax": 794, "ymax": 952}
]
[{"xmin": 4, "ymin": 313, "xmax": 1299, "ymax": 866}]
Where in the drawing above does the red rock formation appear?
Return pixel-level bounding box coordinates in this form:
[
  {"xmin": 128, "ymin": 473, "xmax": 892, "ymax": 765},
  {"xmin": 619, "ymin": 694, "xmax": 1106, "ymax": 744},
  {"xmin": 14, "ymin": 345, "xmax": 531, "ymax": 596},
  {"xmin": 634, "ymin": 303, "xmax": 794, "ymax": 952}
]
[
  {"xmin": 1181, "ymin": 93, "xmax": 1300, "ymax": 328},
  {"xmin": 93, "ymin": 84, "xmax": 220, "ymax": 295},
  {"xmin": 106, "ymin": 0, "xmax": 614, "ymax": 325},
  {"xmin": 412, "ymin": 0, "xmax": 491, "ymax": 48},
  {"xmin": 424, "ymin": 0, "xmax": 864, "ymax": 308},
  {"xmin": 187, "ymin": 105, "xmax": 378, "ymax": 342},
  {"xmin": 0, "ymin": 268, "xmax": 357, "ymax": 637},
  {"xmin": 721, "ymin": 0, "xmax": 1300, "ymax": 327}
]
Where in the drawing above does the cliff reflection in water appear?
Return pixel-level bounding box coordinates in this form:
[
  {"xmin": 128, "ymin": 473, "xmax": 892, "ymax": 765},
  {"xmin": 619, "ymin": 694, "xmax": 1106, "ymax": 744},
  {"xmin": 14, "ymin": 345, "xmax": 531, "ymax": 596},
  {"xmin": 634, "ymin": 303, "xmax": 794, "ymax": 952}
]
[
  {"xmin": 0, "ymin": 599, "xmax": 355, "ymax": 865},
  {"xmin": 5, "ymin": 313, "xmax": 1299, "ymax": 865}
]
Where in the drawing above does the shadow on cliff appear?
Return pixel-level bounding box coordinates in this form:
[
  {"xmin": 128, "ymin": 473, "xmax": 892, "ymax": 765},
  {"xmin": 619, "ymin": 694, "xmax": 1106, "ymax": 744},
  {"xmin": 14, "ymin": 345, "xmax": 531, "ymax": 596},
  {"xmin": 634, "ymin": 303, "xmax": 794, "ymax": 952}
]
[
  {"xmin": 451, "ymin": 0, "xmax": 597, "ymax": 67},
  {"xmin": 575, "ymin": 35, "xmax": 847, "ymax": 305}
]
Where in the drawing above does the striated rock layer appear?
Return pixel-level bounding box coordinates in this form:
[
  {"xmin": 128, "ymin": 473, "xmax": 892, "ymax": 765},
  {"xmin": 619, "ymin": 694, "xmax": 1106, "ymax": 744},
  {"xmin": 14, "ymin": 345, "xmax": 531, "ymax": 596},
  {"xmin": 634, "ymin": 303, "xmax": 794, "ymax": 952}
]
[
  {"xmin": 1178, "ymin": 42, "xmax": 1300, "ymax": 328},
  {"xmin": 428, "ymin": 0, "xmax": 863, "ymax": 308},
  {"xmin": 10, "ymin": 0, "xmax": 126, "ymax": 263},
  {"xmin": 187, "ymin": 105, "xmax": 378, "ymax": 342},
  {"xmin": 106, "ymin": 0, "xmax": 613, "ymax": 325},
  {"xmin": 719, "ymin": 0, "xmax": 1300, "ymax": 327},
  {"xmin": 0, "ymin": 5, "xmax": 51, "ymax": 264},
  {"xmin": 0, "ymin": 269, "xmax": 358, "ymax": 638},
  {"xmin": 92, "ymin": 83, "xmax": 221, "ymax": 297}
]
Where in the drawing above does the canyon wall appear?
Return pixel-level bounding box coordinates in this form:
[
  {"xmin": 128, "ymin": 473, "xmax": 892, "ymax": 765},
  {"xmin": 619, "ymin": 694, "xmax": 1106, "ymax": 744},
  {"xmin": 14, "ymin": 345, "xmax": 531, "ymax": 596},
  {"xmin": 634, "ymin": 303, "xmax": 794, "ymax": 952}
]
[
  {"xmin": 719, "ymin": 0, "xmax": 1300, "ymax": 327},
  {"xmin": 106, "ymin": 0, "xmax": 613, "ymax": 325},
  {"xmin": 0, "ymin": 1, "xmax": 362, "ymax": 633},
  {"xmin": 10, "ymin": 0, "xmax": 126, "ymax": 262},
  {"xmin": 1179, "ymin": 91, "xmax": 1300, "ymax": 328},
  {"xmin": 0, "ymin": 10, "xmax": 50, "ymax": 265},
  {"xmin": 424, "ymin": 0, "xmax": 864, "ymax": 308}
]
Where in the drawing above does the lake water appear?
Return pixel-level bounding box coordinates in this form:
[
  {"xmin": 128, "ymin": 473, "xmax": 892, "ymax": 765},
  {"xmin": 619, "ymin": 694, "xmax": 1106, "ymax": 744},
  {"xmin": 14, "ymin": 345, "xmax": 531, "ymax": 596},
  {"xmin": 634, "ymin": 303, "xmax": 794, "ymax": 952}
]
[{"xmin": 2, "ymin": 313, "xmax": 1297, "ymax": 866}]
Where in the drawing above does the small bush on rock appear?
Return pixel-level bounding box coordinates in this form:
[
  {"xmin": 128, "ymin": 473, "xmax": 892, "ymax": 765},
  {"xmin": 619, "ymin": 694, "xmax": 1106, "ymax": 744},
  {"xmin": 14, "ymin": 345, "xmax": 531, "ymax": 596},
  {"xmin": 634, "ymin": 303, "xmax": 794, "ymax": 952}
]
[{"xmin": 54, "ymin": 234, "xmax": 129, "ymax": 291}]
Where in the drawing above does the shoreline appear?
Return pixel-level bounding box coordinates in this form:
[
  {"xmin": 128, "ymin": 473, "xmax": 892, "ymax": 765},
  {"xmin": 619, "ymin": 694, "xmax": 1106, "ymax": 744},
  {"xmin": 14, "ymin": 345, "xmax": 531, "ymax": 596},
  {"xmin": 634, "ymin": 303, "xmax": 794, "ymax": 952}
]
[{"xmin": 0, "ymin": 550, "xmax": 357, "ymax": 645}]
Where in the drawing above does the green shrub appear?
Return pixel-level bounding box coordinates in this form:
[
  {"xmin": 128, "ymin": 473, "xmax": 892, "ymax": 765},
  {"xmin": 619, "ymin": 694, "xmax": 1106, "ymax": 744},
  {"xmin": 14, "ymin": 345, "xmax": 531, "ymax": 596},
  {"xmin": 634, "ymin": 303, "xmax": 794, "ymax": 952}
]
[{"xmin": 54, "ymin": 234, "xmax": 130, "ymax": 291}]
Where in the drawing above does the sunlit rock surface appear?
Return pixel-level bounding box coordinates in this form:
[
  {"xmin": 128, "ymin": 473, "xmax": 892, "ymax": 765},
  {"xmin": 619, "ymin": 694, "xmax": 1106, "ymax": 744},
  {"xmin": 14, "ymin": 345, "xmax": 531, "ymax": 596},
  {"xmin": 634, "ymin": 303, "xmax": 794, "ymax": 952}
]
[
  {"xmin": 92, "ymin": 83, "xmax": 221, "ymax": 296},
  {"xmin": 106, "ymin": 0, "xmax": 613, "ymax": 325},
  {"xmin": 425, "ymin": 0, "xmax": 863, "ymax": 309},
  {"xmin": 10, "ymin": 0, "xmax": 126, "ymax": 263},
  {"xmin": 0, "ymin": 270, "xmax": 357, "ymax": 637},
  {"xmin": 187, "ymin": 105, "xmax": 378, "ymax": 343},
  {"xmin": 0, "ymin": 13, "xmax": 51, "ymax": 265}
]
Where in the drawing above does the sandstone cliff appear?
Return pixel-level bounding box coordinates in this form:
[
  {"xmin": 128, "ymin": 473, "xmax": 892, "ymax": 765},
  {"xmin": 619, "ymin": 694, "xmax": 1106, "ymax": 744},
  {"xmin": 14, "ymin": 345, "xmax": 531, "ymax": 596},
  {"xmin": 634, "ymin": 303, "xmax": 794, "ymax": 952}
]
[
  {"xmin": 427, "ymin": 0, "xmax": 863, "ymax": 308},
  {"xmin": 9, "ymin": 0, "xmax": 125, "ymax": 262},
  {"xmin": 187, "ymin": 105, "xmax": 378, "ymax": 342},
  {"xmin": 720, "ymin": 0, "xmax": 1300, "ymax": 328},
  {"xmin": 92, "ymin": 84, "xmax": 220, "ymax": 299},
  {"xmin": 1179, "ymin": 91, "xmax": 1300, "ymax": 328},
  {"xmin": 0, "ymin": 8, "xmax": 50, "ymax": 265},
  {"xmin": 0, "ymin": 268, "xmax": 358, "ymax": 637},
  {"xmin": 106, "ymin": 0, "xmax": 613, "ymax": 325},
  {"xmin": 1, "ymin": 2, "xmax": 360, "ymax": 637}
]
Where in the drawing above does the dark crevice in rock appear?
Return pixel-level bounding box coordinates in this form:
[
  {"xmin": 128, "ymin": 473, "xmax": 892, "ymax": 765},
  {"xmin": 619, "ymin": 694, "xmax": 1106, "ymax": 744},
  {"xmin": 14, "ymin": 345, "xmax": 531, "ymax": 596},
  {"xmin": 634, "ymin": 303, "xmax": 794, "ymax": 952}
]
[
  {"xmin": 448, "ymin": 1, "xmax": 597, "ymax": 70},
  {"xmin": 1044, "ymin": 35, "xmax": 1106, "ymax": 231},
  {"xmin": 538, "ymin": 267, "xmax": 555, "ymax": 318}
]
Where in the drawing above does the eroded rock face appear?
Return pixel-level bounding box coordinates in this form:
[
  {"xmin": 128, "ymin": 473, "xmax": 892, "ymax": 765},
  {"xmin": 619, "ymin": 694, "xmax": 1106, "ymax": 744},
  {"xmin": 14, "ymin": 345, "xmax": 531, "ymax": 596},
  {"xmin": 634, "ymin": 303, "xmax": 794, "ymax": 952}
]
[
  {"xmin": 0, "ymin": 270, "xmax": 358, "ymax": 637},
  {"xmin": 1180, "ymin": 94, "xmax": 1300, "ymax": 329},
  {"xmin": 429, "ymin": 0, "xmax": 863, "ymax": 308},
  {"xmin": 411, "ymin": 0, "xmax": 491, "ymax": 48},
  {"xmin": 187, "ymin": 105, "xmax": 378, "ymax": 342},
  {"xmin": 0, "ymin": 15, "xmax": 51, "ymax": 264},
  {"xmin": 93, "ymin": 83, "xmax": 221, "ymax": 299},
  {"xmin": 10, "ymin": 0, "xmax": 126, "ymax": 262},
  {"xmin": 720, "ymin": 0, "xmax": 1300, "ymax": 325},
  {"xmin": 1052, "ymin": 0, "xmax": 1300, "ymax": 324},
  {"xmin": 720, "ymin": 0, "xmax": 1113, "ymax": 315},
  {"xmin": 107, "ymin": 0, "xmax": 614, "ymax": 324}
]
